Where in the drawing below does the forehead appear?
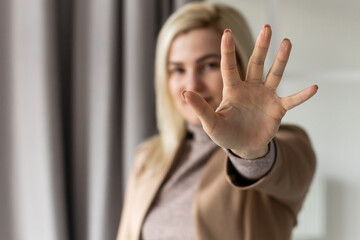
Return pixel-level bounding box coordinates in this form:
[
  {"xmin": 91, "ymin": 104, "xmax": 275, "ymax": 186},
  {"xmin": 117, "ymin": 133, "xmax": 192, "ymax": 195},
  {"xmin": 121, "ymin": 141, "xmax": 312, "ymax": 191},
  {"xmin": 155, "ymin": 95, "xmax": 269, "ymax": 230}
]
[{"xmin": 168, "ymin": 27, "xmax": 222, "ymax": 62}]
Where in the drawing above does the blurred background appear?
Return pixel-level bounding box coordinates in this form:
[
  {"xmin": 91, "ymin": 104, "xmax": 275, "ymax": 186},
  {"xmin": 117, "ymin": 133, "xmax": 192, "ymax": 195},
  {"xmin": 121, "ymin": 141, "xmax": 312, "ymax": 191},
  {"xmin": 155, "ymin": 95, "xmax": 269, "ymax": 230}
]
[
  {"xmin": 208, "ymin": 1, "xmax": 360, "ymax": 240},
  {"xmin": 0, "ymin": 0, "xmax": 359, "ymax": 240}
]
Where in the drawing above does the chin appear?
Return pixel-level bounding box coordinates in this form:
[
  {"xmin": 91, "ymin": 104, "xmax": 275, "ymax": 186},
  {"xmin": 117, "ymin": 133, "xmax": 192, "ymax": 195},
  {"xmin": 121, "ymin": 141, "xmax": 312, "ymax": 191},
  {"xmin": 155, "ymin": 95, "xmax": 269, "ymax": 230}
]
[
  {"xmin": 179, "ymin": 106, "xmax": 202, "ymax": 125},
  {"xmin": 185, "ymin": 115, "xmax": 201, "ymax": 125}
]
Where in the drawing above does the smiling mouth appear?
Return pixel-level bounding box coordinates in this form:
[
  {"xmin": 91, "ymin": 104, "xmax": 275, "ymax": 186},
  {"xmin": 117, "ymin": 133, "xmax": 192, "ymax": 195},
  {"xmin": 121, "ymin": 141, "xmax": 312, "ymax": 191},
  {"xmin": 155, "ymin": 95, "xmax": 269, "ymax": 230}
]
[{"xmin": 181, "ymin": 94, "xmax": 212, "ymax": 103}]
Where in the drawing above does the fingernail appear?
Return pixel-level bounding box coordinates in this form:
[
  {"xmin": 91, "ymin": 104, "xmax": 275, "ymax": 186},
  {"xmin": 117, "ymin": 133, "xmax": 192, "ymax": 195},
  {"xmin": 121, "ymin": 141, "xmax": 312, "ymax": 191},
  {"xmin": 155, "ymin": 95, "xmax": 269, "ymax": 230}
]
[
  {"xmin": 281, "ymin": 39, "xmax": 287, "ymax": 47},
  {"xmin": 181, "ymin": 90, "xmax": 187, "ymax": 101},
  {"xmin": 283, "ymin": 38, "xmax": 291, "ymax": 45},
  {"xmin": 281, "ymin": 38, "xmax": 292, "ymax": 52},
  {"xmin": 223, "ymin": 29, "xmax": 232, "ymax": 46},
  {"xmin": 262, "ymin": 24, "xmax": 271, "ymax": 39}
]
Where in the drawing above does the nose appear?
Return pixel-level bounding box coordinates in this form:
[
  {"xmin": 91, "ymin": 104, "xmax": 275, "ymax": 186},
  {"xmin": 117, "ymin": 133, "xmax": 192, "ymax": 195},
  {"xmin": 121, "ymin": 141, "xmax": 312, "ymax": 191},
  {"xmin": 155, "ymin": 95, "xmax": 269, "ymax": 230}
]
[{"xmin": 185, "ymin": 69, "xmax": 204, "ymax": 92}]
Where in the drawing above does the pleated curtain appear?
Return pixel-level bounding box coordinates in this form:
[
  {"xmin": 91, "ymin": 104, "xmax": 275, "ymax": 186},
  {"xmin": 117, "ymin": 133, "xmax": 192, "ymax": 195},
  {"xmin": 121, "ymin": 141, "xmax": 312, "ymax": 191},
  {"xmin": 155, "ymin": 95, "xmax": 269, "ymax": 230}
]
[{"xmin": 0, "ymin": 0, "xmax": 199, "ymax": 239}]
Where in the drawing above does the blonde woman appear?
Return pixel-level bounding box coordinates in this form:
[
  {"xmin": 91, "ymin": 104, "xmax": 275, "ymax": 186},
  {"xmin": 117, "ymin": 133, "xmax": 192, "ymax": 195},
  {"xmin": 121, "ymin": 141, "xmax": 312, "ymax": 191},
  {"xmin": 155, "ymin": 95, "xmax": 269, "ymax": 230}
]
[{"xmin": 117, "ymin": 2, "xmax": 317, "ymax": 240}]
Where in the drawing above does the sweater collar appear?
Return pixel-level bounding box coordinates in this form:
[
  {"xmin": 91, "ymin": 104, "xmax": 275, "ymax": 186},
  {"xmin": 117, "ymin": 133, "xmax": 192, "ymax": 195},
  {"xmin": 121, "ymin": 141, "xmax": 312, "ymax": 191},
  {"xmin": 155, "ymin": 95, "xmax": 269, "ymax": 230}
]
[{"xmin": 186, "ymin": 123, "xmax": 213, "ymax": 144}]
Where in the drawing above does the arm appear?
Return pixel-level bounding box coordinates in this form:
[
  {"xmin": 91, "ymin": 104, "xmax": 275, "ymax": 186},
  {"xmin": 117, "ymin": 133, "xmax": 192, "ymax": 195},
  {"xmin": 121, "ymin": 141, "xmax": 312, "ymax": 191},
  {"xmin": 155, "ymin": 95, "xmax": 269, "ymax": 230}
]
[
  {"xmin": 225, "ymin": 140, "xmax": 275, "ymax": 180},
  {"xmin": 182, "ymin": 25, "xmax": 317, "ymax": 215},
  {"xmin": 226, "ymin": 125, "xmax": 316, "ymax": 214}
]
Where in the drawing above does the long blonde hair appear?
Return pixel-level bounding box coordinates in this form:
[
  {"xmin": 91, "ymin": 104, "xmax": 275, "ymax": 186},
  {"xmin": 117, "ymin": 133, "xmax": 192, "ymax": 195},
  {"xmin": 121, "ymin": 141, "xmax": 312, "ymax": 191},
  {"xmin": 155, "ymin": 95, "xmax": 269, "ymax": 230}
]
[{"xmin": 139, "ymin": 2, "xmax": 254, "ymax": 175}]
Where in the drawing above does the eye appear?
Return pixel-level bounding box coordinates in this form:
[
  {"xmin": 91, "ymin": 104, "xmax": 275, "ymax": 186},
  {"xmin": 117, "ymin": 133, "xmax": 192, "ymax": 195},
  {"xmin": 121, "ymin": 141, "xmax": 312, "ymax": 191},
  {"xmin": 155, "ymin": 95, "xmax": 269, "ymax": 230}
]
[
  {"xmin": 169, "ymin": 67, "xmax": 185, "ymax": 74},
  {"xmin": 204, "ymin": 62, "xmax": 220, "ymax": 69}
]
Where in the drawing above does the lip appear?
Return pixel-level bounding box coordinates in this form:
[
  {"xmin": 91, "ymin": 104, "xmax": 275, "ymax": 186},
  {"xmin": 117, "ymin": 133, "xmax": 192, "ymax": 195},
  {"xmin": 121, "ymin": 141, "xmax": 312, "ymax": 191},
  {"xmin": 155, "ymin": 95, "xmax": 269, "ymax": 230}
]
[{"xmin": 181, "ymin": 93, "xmax": 212, "ymax": 103}]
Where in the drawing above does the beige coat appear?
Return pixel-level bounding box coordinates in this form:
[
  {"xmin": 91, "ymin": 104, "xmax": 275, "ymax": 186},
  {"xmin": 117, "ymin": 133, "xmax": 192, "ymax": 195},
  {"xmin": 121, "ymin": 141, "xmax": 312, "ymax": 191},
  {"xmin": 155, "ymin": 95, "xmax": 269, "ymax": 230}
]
[{"xmin": 117, "ymin": 125, "xmax": 316, "ymax": 240}]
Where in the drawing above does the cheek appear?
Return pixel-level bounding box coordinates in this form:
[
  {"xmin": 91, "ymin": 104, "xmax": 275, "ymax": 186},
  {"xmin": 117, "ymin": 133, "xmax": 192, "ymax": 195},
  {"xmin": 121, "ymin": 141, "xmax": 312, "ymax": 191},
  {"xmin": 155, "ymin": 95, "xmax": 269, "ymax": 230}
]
[
  {"xmin": 209, "ymin": 73, "xmax": 223, "ymax": 98},
  {"xmin": 168, "ymin": 78, "xmax": 184, "ymax": 102}
]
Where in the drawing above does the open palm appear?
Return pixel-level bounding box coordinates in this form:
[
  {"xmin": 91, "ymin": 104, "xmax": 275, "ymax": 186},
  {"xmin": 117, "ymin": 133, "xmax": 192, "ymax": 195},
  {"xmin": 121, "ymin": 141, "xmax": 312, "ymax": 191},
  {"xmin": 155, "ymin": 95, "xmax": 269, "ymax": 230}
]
[{"xmin": 183, "ymin": 25, "xmax": 318, "ymax": 159}]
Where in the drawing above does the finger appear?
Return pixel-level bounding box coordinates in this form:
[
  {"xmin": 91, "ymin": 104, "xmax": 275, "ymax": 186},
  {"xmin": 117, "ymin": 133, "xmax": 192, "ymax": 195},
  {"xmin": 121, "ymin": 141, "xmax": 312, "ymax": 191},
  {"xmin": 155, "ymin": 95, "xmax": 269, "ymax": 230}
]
[
  {"xmin": 280, "ymin": 85, "xmax": 319, "ymax": 110},
  {"xmin": 182, "ymin": 90, "xmax": 218, "ymax": 133},
  {"xmin": 246, "ymin": 25, "xmax": 272, "ymax": 82},
  {"xmin": 264, "ymin": 39, "xmax": 292, "ymax": 90},
  {"xmin": 221, "ymin": 29, "xmax": 241, "ymax": 87}
]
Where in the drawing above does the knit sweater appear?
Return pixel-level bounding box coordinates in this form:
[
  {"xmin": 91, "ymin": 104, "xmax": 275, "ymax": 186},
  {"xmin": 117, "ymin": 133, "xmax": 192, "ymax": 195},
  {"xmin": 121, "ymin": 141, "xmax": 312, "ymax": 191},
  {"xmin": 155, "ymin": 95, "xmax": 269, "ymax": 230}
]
[{"xmin": 141, "ymin": 124, "xmax": 275, "ymax": 240}]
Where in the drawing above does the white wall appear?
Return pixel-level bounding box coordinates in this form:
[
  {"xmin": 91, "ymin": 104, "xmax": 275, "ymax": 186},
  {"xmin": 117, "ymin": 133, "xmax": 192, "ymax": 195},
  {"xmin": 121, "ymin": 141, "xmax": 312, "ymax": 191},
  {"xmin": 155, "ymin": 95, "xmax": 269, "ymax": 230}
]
[{"xmin": 207, "ymin": 0, "xmax": 360, "ymax": 239}]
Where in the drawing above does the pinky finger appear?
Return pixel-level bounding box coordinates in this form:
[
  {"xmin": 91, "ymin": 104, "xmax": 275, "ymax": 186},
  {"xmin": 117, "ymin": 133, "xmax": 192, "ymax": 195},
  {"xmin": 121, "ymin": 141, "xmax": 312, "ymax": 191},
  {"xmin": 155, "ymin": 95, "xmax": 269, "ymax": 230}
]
[{"xmin": 281, "ymin": 85, "xmax": 319, "ymax": 110}]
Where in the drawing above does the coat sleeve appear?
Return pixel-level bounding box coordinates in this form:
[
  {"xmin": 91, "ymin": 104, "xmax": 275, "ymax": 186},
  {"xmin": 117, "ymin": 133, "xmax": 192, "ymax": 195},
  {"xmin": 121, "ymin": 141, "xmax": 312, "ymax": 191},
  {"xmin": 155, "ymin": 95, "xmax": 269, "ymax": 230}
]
[
  {"xmin": 225, "ymin": 124, "xmax": 316, "ymax": 215},
  {"xmin": 225, "ymin": 140, "xmax": 275, "ymax": 180}
]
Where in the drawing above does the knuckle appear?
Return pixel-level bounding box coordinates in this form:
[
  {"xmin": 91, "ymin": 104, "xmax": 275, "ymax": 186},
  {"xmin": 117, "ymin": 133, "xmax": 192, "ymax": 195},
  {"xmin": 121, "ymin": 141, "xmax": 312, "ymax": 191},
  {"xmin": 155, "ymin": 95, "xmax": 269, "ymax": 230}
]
[
  {"xmin": 277, "ymin": 57, "xmax": 288, "ymax": 64},
  {"xmin": 222, "ymin": 48, "xmax": 236, "ymax": 55},
  {"xmin": 270, "ymin": 71, "xmax": 283, "ymax": 78},
  {"xmin": 256, "ymin": 44, "xmax": 269, "ymax": 51},
  {"xmin": 222, "ymin": 63, "xmax": 237, "ymax": 71},
  {"xmin": 251, "ymin": 58, "xmax": 265, "ymax": 66},
  {"xmin": 247, "ymin": 77, "xmax": 262, "ymax": 82}
]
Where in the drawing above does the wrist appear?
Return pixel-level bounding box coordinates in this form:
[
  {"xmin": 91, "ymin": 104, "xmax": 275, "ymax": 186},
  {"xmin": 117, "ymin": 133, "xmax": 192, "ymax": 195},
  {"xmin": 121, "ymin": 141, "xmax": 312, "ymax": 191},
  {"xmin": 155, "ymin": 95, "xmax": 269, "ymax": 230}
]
[{"xmin": 230, "ymin": 145, "xmax": 269, "ymax": 160}]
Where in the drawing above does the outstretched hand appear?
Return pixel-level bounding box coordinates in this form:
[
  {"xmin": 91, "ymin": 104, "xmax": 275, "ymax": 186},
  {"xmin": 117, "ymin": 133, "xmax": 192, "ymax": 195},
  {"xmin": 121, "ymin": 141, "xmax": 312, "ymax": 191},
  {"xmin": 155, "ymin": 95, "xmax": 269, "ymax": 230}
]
[{"xmin": 182, "ymin": 25, "xmax": 318, "ymax": 159}]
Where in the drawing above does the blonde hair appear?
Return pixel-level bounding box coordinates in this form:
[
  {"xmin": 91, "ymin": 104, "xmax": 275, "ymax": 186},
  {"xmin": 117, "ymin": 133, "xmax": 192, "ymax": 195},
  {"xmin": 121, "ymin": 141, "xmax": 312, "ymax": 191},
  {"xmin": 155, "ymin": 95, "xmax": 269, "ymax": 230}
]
[{"xmin": 140, "ymin": 2, "xmax": 254, "ymax": 175}]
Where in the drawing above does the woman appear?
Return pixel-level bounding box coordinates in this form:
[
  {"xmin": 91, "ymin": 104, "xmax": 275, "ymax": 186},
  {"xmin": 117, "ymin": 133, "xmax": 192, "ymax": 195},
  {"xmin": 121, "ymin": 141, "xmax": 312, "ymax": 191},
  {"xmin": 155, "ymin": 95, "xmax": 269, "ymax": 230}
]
[{"xmin": 117, "ymin": 2, "xmax": 318, "ymax": 240}]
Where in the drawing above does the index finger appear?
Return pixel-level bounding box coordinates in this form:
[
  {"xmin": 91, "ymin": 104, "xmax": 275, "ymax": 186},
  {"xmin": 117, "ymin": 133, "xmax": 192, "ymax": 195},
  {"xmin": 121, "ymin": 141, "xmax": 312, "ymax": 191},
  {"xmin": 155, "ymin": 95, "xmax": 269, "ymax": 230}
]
[{"xmin": 221, "ymin": 29, "xmax": 241, "ymax": 87}]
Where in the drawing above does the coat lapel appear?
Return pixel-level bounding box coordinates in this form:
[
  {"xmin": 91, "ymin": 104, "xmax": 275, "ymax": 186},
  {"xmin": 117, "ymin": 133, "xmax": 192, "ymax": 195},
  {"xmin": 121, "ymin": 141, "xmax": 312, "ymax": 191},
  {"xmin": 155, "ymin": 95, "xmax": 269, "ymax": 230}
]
[
  {"xmin": 132, "ymin": 142, "xmax": 185, "ymax": 240},
  {"xmin": 193, "ymin": 148, "xmax": 245, "ymax": 240}
]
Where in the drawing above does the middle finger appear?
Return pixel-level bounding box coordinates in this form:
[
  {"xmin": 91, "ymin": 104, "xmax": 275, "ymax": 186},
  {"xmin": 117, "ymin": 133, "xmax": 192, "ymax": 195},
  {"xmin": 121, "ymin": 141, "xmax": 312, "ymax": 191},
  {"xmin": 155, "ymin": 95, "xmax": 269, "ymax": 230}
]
[{"xmin": 245, "ymin": 25, "xmax": 272, "ymax": 82}]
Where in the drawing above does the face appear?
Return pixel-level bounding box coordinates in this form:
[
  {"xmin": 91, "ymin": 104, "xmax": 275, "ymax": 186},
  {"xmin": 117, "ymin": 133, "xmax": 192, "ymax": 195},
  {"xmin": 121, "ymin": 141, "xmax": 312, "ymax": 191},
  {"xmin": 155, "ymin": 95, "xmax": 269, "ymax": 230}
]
[{"xmin": 168, "ymin": 27, "xmax": 223, "ymax": 125}]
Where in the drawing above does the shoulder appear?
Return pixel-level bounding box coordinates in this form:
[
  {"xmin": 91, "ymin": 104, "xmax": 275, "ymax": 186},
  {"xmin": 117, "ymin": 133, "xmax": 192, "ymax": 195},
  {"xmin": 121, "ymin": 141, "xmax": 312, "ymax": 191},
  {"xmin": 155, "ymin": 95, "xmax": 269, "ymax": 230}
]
[
  {"xmin": 135, "ymin": 135, "xmax": 161, "ymax": 158},
  {"xmin": 275, "ymin": 124, "xmax": 316, "ymax": 171},
  {"xmin": 132, "ymin": 135, "xmax": 163, "ymax": 176},
  {"xmin": 276, "ymin": 124, "xmax": 313, "ymax": 150},
  {"xmin": 278, "ymin": 124, "xmax": 310, "ymax": 139}
]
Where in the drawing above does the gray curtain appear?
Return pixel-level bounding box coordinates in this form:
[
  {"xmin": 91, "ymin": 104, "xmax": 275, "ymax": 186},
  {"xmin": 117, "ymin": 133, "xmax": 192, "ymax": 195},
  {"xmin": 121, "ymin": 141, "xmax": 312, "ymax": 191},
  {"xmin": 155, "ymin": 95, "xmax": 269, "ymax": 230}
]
[
  {"xmin": 0, "ymin": 0, "xmax": 198, "ymax": 239},
  {"xmin": 0, "ymin": 1, "xmax": 14, "ymax": 239}
]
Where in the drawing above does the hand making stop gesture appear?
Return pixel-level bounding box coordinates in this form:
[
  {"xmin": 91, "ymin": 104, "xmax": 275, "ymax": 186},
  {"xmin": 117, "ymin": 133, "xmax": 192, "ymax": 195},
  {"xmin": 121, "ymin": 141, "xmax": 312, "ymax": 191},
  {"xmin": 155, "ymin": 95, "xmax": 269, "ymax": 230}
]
[{"xmin": 182, "ymin": 25, "xmax": 318, "ymax": 159}]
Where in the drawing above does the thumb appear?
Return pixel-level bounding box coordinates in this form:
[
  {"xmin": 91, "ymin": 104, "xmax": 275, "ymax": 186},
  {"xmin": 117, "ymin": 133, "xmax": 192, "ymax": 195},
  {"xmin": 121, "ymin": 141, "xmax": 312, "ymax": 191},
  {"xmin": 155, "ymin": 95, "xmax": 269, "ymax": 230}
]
[{"xmin": 182, "ymin": 90, "xmax": 218, "ymax": 133}]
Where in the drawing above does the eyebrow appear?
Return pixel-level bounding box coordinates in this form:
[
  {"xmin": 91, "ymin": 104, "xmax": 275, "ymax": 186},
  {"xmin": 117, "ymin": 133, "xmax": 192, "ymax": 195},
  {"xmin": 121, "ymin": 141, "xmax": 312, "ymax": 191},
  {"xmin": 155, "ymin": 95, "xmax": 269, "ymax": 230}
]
[{"xmin": 168, "ymin": 53, "xmax": 221, "ymax": 65}]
